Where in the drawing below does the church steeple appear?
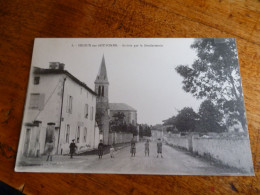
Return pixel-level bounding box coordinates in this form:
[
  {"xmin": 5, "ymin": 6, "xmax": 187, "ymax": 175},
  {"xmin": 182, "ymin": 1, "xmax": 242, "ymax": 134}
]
[
  {"xmin": 94, "ymin": 55, "xmax": 110, "ymax": 145},
  {"xmin": 95, "ymin": 55, "xmax": 109, "ymax": 84}
]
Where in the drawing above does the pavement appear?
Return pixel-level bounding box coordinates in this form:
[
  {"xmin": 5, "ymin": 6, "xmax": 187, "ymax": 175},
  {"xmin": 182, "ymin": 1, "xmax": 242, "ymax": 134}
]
[{"xmin": 15, "ymin": 141, "xmax": 242, "ymax": 175}]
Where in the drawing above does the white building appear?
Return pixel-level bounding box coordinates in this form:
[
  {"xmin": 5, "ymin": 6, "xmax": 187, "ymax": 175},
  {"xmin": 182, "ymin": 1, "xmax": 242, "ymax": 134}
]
[{"xmin": 18, "ymin": 62, "xmax": 100, "ymax": 157}]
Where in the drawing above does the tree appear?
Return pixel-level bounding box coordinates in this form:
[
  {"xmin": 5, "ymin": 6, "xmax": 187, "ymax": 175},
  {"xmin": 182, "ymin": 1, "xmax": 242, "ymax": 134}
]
[
  {"xmin": 174, "ymin": 107, "xmax": 199, "ymax": 132},
  {"xmin": 176, "ymin": 38, "xmax": 246, "ymax": 131},
  {"xmin": 109, "ymin": 112, "xmax": 127, "ymax": 132},
  {"xmin": 196, "ymin": 100, "xmax": 224, "ymax": 133},
  {"xmin": 139, "ymin": 125, "xmax": 144, "ymax": 138}
]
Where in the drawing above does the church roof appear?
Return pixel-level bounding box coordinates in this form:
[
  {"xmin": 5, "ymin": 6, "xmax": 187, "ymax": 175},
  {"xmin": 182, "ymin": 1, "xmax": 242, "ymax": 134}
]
[
  {"xmin": 109, "ymin": 103, "xmax": 136, "ymax": 111},
  {"xmin": 95, "ymin": 55, "xmax": 109, "ymax": 83}
]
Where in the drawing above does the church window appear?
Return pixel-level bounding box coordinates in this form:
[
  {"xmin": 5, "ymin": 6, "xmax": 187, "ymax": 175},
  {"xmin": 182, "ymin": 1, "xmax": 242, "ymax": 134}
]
[
  {"xmin": 101, "ymin": 86, "xmax": 104, "ymax": 96},
  {"xmin": 98, "ymin": 86, "xmax": 101, "ymax": 96}
]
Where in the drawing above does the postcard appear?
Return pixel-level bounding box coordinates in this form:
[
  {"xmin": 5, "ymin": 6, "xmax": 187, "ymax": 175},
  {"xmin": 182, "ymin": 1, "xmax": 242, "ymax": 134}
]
[{"xmin": 15, "ymin": 38, "xmax": 254, "ymax": 175}]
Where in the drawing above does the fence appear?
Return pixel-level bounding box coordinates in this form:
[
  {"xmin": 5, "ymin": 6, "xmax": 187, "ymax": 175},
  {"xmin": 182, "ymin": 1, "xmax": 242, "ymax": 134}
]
[{"xmin": 166, "ymin": 134, "xmax": 253, "ymax": 172}]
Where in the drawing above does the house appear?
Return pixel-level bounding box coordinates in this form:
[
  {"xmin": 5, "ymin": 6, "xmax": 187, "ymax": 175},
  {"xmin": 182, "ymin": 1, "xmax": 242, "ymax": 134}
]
[{"xmin": 19, "ymin": 62, "xmax": 100, "ymax": 157}]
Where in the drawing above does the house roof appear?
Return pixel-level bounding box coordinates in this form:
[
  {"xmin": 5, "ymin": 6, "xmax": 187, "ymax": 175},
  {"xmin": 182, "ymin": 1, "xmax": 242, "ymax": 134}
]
[
  {"xmin": 33, "ymin": 67, "xmax": 97, "ymax": 96},
  {"xmin": 109, "ymin": 103, "xmax": 136, "ymax": 111}
]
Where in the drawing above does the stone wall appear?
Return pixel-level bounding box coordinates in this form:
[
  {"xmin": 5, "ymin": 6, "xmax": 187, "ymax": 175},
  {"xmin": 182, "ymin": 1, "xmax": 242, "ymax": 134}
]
[
  {"xmin": 165, "ymin": 136, "xmax": 189, "ymax": 150},
  {"xmin": 166, "ymin": 135, "xmax": 254, "ymax": 172},
  {"xmin": 109, "ymin": 132, "xmax": 133, "ymax": 145}
]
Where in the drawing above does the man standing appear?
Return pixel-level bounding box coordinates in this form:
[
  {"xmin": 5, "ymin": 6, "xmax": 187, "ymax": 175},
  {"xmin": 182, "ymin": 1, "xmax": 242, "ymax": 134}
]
[
  {"xmin": 157, "ymin": 138, "xmax": 163, "ymax": 158},
  {"xmin": 98, "ymin": 140, "xmax": 104, "ymax": 159},
  {"xmin": 69, "ymin": 139, "xmax": 77, "ymax": 159},
  {"xmin": 145, "ymin": 139, "xmax": 149, "ymax": 156}
]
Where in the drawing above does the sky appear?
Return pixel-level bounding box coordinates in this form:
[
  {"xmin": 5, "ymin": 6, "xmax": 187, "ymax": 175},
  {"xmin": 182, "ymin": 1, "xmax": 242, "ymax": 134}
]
[{"xmin": 31, "ymin": 38, "xmax": 202, "ymax": 125}]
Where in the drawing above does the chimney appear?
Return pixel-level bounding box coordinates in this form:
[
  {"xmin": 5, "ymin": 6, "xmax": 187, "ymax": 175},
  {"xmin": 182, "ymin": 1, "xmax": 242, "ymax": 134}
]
[
  {"xmin": 49, "ymin": 62, "xmax": 65, "ymax": 70},
  {"xmin": 58, "ymin": 63, "xmax": 65, "ymax": 70}
]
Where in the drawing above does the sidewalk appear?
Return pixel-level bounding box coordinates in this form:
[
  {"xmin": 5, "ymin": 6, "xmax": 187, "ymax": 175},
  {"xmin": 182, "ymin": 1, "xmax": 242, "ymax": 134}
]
[{"xmin": 16, "ymin": 142, "xmax": 132, "ymax": 168}]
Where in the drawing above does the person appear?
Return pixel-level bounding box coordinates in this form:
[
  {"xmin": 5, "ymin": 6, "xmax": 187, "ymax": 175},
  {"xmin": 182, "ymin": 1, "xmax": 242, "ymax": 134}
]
[
  {"xmin": 145, "ymin": 139, "xmax": 149, "ymax": 156},
  {"xmin": 110, "ymin": 144, "xmax": 115, "ymax": 158},
  {"xmin": 157, "ymin": 138, "xmax": 163, "ymax": 158},
  {"xmin": 46, "ymin": 134, "xmax": 55, "ymax": 161},
  {"xmin": 98, "ymin": 140, "xmax": 104, "ymax": 159},
  {"xmin": 46, "ymin": 142, "xmax": 54, "ymax": 161},
  {"xmin": 130, "ymin": 138, "xmax": 136, "ymax": 157},
  {"xmin": 69, "ymin": 139, "xmax": 77, "ymax": 159},
  {"xmin": 35, "ymin": 139, "xmax": 40, "ymax": 158}
]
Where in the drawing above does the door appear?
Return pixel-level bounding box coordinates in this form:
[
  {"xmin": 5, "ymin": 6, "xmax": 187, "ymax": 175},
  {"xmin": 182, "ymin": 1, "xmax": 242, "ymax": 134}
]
[{"xmin": 23, "ymin": 128, "xmax": 31, "ymax": 156}]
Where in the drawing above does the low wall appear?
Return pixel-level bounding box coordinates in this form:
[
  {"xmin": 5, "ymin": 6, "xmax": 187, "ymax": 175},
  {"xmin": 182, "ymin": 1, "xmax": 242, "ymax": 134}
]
[
  {"xmin": 109, "ymin": 132, "xmax": 133, "ymax": 145},
  {"xmin": 166, "ymin": 136, "xmax": 189, "ymax": 150},
  {"xmin": 166, "ymin": 135, "xmax": 253, "ymax": 172}
]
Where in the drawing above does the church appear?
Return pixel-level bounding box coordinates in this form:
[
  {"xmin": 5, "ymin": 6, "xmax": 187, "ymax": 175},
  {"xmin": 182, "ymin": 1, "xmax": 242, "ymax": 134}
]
[{"xmin": 95, "ymin": 55, "xmax": 138, "ymax": 145}]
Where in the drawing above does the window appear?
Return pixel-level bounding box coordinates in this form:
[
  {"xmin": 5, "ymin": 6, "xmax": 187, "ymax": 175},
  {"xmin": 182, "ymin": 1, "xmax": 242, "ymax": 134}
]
[
  {"xmin": 101, "ymin": 86, "xmax": 104, "ymax": 96},
  {"xmin": 98, "ymin": 86, "xmax": 101, "ymax": 96},
  {"xmin": 84, "ymin": 128, "xmax": 87, "ymax": 142},
  {"xmin": 65, "ymin": 125, "xmax": 70, "ymax": 143},
  {"xmin": 85, "ymin": 104, "xmax": 89, "ymax": 118},
  {"xmin": 29, "ymin": 93, "xmax": 45, "ymax": 110},
  {"xmin": 90, "ymin": 106, "xmax": 94, "ymax": 121},
  {"xmin": 34, "ymin": 76, "xmax": 40, "ymax": 85},
  {"xmin": 67, "ymin": 95, "xmax": 73, "ymax": 113},
  {"xmin": 76, "ymin": 126, "xmax": 80, "ymax": 143}
]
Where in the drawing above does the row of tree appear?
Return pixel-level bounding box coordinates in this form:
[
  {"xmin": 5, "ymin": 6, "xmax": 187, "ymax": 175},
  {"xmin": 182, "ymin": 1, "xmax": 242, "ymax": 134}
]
[
  {"xmin": 139, "ymin": 124, "xmax": 152, "ymax": 137},
  {"xmin": 164, "ymin": 100, "xmax": 224, "ymax": 133},
  {"xmin": 172, "ymin": 38, "xmax": 246, "ymax": 133}
]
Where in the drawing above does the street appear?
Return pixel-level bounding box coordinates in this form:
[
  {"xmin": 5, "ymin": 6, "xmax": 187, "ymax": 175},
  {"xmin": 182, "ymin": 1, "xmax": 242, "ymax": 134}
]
[{"xmin": 17, "ymin": 141, "xmax": 240, "ymax": 175}]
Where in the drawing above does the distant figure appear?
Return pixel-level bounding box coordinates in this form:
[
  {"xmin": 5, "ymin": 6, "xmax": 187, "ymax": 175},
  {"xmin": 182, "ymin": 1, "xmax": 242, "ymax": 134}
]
[
  {"xmin": 69, "ymin": 139, "xmax": 77, "ymax": 159},
  {"xmin": 157, "ymin": 138, "xmax": 163, "ymax": 158},
  {"xmin": 35, "ymin": 139, "xmax": 40, "ymax": 158},
  {"xmin": 110, "ymin": 144, "xmax": 115, "ymax": 158},
  {"xmin": 46, "ymin": 135, "xmax": 55, "ymax": 161},
  {"xmin": 98, "ymin": 140, "xmax": 104, "ymax": 159},
  {"xmin": 46, "ymin": 142, "xmax": 54, "ymax": 161},
  {"xmin": 130, "ymin": 138, "xmax": 136, "ymax": 157},
  {"xmin": 145, "ymin": 140, "xmax": 149, "ymax": 156}
]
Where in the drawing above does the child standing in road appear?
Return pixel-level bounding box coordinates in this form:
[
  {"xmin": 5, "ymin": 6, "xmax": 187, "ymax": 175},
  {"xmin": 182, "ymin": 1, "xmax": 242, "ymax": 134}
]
[
  {"xmin": 157, "ymin": 138, "xmax": 163, "ymax": 158},
  {"xmin": 110, "ymin": 144, "xmax": 115, "ymax": 158},
  {"xmin": 145, "ymin": 140, "xmax": 149, "ymax": 156}
]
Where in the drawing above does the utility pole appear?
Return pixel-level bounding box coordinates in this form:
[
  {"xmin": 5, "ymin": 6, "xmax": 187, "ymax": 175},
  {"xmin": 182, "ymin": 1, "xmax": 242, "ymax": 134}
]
[{"xmin": 57, "ymin": 77, "xmax": 66, "ymax": 154}]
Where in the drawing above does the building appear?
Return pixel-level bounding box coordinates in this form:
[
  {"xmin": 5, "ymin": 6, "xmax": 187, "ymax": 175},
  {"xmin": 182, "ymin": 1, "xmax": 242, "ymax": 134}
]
[
  {"xmin": 109, "ymin": 103, "xmax": 137, "ymax": 126},
  {"xmin": 19, "ymin": 62, "xmax": 100, "ymax": 157},
  {"xmin": 95, "ymin": 56, "xmax": 110, "ymax": 145},
  {"xmin": 95, "ymin": 56, "xmax": 138, "ymax": 145}
]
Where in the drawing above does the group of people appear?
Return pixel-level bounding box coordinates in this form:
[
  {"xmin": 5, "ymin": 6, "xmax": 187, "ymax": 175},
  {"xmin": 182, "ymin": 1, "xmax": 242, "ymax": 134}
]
[
  {"xmin": 68, "ymin": 138, "xmax": 163, "ymax": 159},
  {"xmin": 131, "ymin": 138, "xmax": 163, "ymax": 158}
]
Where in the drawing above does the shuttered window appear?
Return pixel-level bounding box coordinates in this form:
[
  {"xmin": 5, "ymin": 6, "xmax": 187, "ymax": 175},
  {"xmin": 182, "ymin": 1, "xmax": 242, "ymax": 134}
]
[
  {"xmin": 85, "ymin": 104, "xmax": 88, "ymax": 118},
  {"xmin": 66, "ymin": 95, "xmax": 73, "ymax": 113},
  {"xmin": 29, "ymin": 93, "xmax": 45, "ymax": 110}
]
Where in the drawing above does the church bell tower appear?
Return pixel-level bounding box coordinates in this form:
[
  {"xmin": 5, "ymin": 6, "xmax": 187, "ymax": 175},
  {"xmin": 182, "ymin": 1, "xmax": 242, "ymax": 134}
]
[{"xmin": 95, "ymin": 55, "xmax": 110, "ymax": 145}]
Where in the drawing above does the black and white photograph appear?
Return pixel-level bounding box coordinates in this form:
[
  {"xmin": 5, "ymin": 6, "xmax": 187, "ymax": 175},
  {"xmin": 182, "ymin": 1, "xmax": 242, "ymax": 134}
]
[{"xmin": 15, "ymin": 38, "xmax": 254, "ymax": 175}]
